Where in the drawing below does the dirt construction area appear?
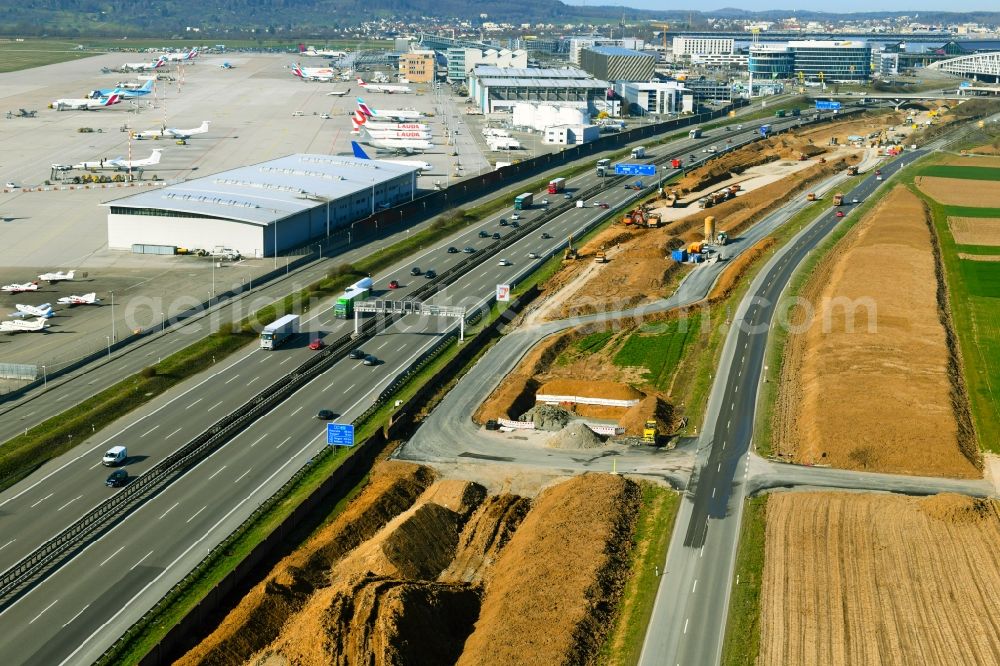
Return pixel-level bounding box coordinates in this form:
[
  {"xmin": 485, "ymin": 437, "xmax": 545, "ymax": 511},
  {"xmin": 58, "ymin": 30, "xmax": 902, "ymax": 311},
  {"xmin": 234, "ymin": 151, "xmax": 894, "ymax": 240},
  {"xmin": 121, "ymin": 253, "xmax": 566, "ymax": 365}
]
[
  {"xmin": 773, "ymin": 185, "xmax": 980, "ymax": 478},
  {"xmin": 760, "ymin": 492, "xmax": 1000, "ymax": 666},
  {"xmin": 178, "ymin": 461, "xmax": 642, "ymax": 666},
  {"xmin": 916, "ymin": 176, "xmax": 1000, "ymax": 208}
]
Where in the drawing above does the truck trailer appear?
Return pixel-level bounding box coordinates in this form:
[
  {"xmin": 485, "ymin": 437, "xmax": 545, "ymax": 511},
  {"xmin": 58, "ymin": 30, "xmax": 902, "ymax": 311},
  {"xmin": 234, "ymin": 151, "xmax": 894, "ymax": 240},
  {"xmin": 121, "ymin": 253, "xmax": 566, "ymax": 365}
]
[
  {"xmin": 547, "ymin": 177, "xmax": 566, "ymax": 194},
  {"xmin": 630, "ymin": 146, "xmax": 646, "ymax": 159},
  {"xmin": 514, "ymin": 192, "xmax": 533, "ymax": 210},
  {"xmin": 596, "ymin": 158, "xmax": 611, "ymax": 176},
  {"xmin": 260, "ymin": 314, "xmax": 300, "ymax": 350},
  {"xmin": 333, "ymin": 277, "xmax": 373, "ymax": 319}
]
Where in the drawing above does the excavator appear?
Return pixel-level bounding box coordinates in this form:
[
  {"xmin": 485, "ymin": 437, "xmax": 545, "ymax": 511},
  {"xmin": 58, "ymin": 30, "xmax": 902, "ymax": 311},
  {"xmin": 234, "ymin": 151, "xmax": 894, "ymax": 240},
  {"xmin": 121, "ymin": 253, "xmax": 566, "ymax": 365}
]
[{"xmin": 563, "ymin": 235, "xmax": 579, "ymax": 261}]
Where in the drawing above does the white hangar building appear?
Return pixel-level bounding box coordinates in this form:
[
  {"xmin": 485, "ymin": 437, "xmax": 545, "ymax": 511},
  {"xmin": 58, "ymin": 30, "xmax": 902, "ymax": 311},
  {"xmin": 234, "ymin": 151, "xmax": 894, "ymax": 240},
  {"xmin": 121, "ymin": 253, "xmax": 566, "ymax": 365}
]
[{"xmin": 104, "ymin": 154, "xmax": 419, "ymax": 258}]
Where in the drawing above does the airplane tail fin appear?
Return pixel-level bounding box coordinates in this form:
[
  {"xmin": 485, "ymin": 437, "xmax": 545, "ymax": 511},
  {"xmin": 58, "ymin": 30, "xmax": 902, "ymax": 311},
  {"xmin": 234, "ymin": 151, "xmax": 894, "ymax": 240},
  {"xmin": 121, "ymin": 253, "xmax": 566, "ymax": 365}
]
[
  {"xmin": 105, "ymin": 94, "xmax": 121, "ymax": 106},
  {"xmin": 155, "ymin": 56, "xmax": 166, "ymax": 68},
  {"xmin": 357, "ymin": 78, "xmax": 366, "ymax": 86},
  {"xmin": 351, "ymin": 141, "xmax": 371, "ymax": 159},
  {"xmin": 65, "ymin": 271, "xmax": 75, "ymax": 279},
  {"xmin": 356, "ymin": 98, "xmax": 373, "ymax": 118},
  {"xmin": 291, "ymin": 63, "xmax": 303, "ymax": 77},
  {"xmin": 140, "ymin": 79, "xmax": 154, "ymax": 92}
]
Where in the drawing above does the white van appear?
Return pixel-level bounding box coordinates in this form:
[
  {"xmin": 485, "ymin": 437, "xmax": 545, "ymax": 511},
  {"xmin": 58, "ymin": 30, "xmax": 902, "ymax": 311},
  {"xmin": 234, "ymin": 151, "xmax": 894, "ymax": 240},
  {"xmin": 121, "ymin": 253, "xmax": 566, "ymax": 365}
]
[{"xmin": 102, "ymin": 445, "xmax": 127, "ymax": 467}]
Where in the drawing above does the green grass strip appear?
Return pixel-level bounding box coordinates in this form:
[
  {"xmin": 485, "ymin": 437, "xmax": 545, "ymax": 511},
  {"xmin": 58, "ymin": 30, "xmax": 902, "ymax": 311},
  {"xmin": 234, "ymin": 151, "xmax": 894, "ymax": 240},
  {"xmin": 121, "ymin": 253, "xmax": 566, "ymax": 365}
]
[
  {"xmin": 720, "ymin": 495, "xmax": 768, "ymax": 666},
  {"xmin": 916, "ymin": 164, "xmax": 1000, "ymax": 181}
]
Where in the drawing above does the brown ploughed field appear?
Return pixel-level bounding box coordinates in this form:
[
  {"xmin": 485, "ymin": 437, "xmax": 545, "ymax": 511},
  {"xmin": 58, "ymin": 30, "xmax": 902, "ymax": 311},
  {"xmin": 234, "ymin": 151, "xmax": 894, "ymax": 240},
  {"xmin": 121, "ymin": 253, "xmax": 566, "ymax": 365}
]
[
  {"xmin": 948, "ymin": 217, "xmax": 1000, "ymax": 246},
  {"xmin": 760, "ymin": 492, "xmax": 1000, "ymax": 666},
  {"xmin": 915, "ymin": 176, "xmax": 1000, "ymax": 207},
  {"xmin": 773, "ymin": 186, "xmax": 979, "ymax": 477}
]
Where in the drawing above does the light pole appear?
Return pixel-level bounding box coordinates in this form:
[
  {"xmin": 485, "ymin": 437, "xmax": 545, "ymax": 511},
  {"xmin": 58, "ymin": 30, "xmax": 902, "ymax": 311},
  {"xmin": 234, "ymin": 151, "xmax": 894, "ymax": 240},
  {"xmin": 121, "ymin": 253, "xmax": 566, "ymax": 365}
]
[
  {"xmin": 110, "ymin": 291, "xmax": 116, "ymax": 343},
  {"xmin": 161, "ymin": 311, "xmax": 166, "ymax": 332},
  {"xmin": 211, "ymin": 258, "xmax": 216, "ymax": 299},
  {"xmin": 106, "ymin": 335, "xmax": 111, "ymax": 359},
  {"xmin": 273, "ymin": 222, "xmax": 278, "ymax": 269},
  {"xmin": 41, "ymin": 365, "xmax": 46, "ymax": 388}
]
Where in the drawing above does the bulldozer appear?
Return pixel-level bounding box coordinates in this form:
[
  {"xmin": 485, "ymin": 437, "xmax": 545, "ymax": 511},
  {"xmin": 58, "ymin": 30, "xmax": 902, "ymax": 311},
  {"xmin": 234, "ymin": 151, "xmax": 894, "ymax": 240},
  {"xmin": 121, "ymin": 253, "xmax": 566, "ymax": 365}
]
[{"xmin": 642, "ymin": 420, "xmax": 658, "ymax": 445}]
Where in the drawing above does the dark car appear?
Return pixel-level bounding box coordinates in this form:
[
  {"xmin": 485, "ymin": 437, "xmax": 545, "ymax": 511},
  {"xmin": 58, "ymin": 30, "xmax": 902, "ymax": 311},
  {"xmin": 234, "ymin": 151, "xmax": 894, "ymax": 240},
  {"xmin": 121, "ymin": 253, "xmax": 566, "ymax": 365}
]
[
  {"xmin": 541, "ymin": 232, "xmax": 552, "ymax": 239},
  {"xmin": 349, "ymin": 349, "xmax": 366, "ymax": 360},
  {"xmin": 511, "ymin": 220, "xmax": 520, "ymax": 228},
  {"xmin": 425, "ymin": 269, "xmax": 437, "ymax": 279},
  {"xmin": 316, "ymin": 409, "xmax": 335, "ymax": 420},
  {"xmin": 478, "ymin": 230, "xmax": 490, "ymax": 238},
  {"xmin": 106, "ymin": 468, "xmax": 128, "ymax": 488},
  {"xmin": 596, "ymin": 202, "xmax": 610, "ymax": 209},
  {"xmin": 363, "ymin": 354, "xmax": 378, "ymax": 366},
  {"xmin": 447, "ymin": 246, "xmax": 459, "ymax": 253},
  {"xmin": 492, "ymin": 232, "xmax": 501, "ymax": 240},
  {"xmin": 464, "ymin": 246, "xmax": 476, "ymax": 253},
  {"xmin": 499, "ymin": 218, "xmax": 508, "ymax": 226},
  {"xmin": 410, "ymin": 266, "xmax": 422, "ymax": 276}
]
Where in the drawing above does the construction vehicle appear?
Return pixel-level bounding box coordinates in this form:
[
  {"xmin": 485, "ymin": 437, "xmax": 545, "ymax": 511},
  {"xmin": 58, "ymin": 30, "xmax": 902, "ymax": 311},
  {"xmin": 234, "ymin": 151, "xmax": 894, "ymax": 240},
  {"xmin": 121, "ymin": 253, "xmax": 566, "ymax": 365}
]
[
  {"xmin": 846, "ymin": 165, "xmax": 859, "ymax": 176},
  {"xmin": 716, "ymin": 231, "xmax": 729, "ymax": 245},
  {"xmin": 832, "ymin": 192, "xmax": 844, "ymax": 206},
  {"xmin": 642, "ymin": 420, "xmax": 658, "ymax": 444},
  {"xmin": 806, "ymin": 192, "xmax": 817, "ymax": 201},
  {"xmin": 595, "ymin": 248, "xmax": 608, "ymax": 263},
  {"xmin": 563, "ymin": 235, "xmax": 579, "ymax": 261}
]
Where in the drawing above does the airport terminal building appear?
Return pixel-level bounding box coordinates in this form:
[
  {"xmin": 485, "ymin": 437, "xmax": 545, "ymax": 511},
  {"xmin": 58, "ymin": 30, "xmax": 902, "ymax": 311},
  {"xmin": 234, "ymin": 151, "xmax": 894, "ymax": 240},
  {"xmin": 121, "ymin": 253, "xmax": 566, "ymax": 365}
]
[{"xmin": 104, "ymin": 155, "xmax": 418, "ymax": 258}]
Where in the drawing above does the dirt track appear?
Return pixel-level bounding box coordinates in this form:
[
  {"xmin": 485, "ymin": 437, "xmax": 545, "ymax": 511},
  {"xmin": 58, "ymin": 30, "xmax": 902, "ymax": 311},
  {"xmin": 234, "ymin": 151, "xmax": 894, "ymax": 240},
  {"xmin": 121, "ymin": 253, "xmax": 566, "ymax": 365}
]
[
  {"xmin": 773, "ymin": 186, "xmax": 979, "ymax": 477},
  {"xmin": 761, "ymin": 492, "xmax": 1000, "ymax": 666},
  {"xmin": 916, "ymin": 176, "xmax": 1000, "ymax": 207}
]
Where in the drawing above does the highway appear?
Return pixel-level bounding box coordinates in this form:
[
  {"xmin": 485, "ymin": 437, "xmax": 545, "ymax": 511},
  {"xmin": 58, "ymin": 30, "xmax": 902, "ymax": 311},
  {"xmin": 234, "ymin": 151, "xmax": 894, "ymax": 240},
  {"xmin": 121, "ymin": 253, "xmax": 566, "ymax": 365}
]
[
  {"xmin": 636, "ymin": 150, "xmax": 929, "ymax": 666},
  {"xmin": 0, "ymin": 115, "xmax": 816, "ymax": 664}
]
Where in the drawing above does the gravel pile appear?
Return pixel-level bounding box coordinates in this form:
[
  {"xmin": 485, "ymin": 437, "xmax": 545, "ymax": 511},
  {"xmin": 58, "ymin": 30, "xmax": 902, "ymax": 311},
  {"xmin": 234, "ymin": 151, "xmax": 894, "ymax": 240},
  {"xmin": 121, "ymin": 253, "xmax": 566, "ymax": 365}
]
[
  {"xmin": 544, "ymin": 422, "xmax": 605, "ymax": 450},
  {"xmin": 520, "ymin": 404, "xmax": 573, "ymax": 432}
]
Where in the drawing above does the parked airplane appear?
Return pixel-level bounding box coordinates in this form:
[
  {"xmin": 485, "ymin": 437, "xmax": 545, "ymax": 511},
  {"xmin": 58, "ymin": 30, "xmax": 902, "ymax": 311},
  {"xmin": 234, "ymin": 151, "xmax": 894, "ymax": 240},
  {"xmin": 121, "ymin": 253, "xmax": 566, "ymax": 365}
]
[
  {"xmin": 90, "ymin": 78, "xmax": 154, "ymax": 100},
  {"xmin": 356, "ymin": 98, "xmax": 423, "ymax": 122},
  {"xmin": 326, "ymin": 88, "xmax": 352, "ymax": 96},
  {"xmin": 163, "ymin": 48, "xmax": 198, "ymax": 62},
  {"xmin": 119, "ymin": 56, "xmax": 166, "ymax": 73},
  {"xmin": 291, "ymin": 63, "xmax": 336, "ymax": 82},
  {"xmin": 351, "ymin": 141, "xmax": 431, "ymax": 172},
  {"xmin": 352, "ymin": 110, "xmax": 428, "ymax": 132},
  {"xmin": 135, "ymin": 121, "xmax": 210, "ymax": 140},
  {"xmin": 14, "ymin": 303, "xmax": 54, "ymax": 319},
  {"xmin": 51, "ymin": 93, "xmax": 122, "ymax": 111},
  {"xmin": 351, "ymin": 116, "xmax": 431, "ymax": 139},
  {"xmin": 57, "ymin": 292, "xmax": 100, "ymax": 306},
  {"xmin": 357, "ymin": 128, "xmax": 433, "ymax": 154},
  {"xmin": 356, "ymin": 78, "xmax": 412, "ymax": 94},
  {"xmin": 299, "ymin": 46, "xmax": 347, "ymax": 58},
  {"xmin": 37, "ymin": 270, "xmax": 76, "ymax": 284},
  {"xmin": 73, "ymin": 149, "xmax": 163, "ymax": 171},
  {"xmin": 1, "ymin": 282, "xmax": 39, "ymax": 294},
  {"xmin": 0, "ymin": 318, "xmax": 49, "ymax": 333}
]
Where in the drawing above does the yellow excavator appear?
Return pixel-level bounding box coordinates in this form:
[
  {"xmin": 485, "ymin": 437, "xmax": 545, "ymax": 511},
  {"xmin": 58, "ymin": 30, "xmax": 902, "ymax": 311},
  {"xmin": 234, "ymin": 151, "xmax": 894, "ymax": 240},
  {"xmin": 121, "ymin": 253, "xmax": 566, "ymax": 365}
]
[{"xmin": 563, "ymin": 235, "xmax": 579, "ymax": 261}]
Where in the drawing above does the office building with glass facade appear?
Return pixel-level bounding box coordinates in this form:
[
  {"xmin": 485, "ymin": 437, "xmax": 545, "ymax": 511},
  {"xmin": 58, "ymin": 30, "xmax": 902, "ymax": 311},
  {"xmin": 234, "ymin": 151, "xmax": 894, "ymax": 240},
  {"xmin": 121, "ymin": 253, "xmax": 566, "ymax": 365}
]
[{"xmin": 749, "ymin": 40, "xmax": 871, "ymax": 83}]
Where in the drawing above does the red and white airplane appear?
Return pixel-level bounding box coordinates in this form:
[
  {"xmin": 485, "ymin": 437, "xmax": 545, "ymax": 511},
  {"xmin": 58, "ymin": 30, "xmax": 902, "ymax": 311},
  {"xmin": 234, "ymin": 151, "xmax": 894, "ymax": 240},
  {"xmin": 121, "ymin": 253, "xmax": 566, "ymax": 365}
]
[
  {"xmin": 291, "ymin": 63, "xmax": 336, "ymax": 82},
  {"xmin": 356, "ymin": 98, "xmax": 423, "ymax": 122},
  {"xmin": 351, "ymin": 112, "xmax": 431, "ymax": 139},
  {"xmin": 57, "ymin": 292, "xmax": 100, "ymax": 306},
  {"xmin": 1, "ymin": 282, "xmax": 39, "ymax": 294},
  {"xmin": 52, "ymin": 93, "xmax": 121, "ymax": 112},
  {"xmin": 119, "ymin": 55, "xmax": 167, "ymax": 73},
  {"xmin": 351, "ymin": 110, "xmax": 428, "ymax": 132},
  {"xmin": 163, "ymin": 48, "xmax": 198, "ymax": 63},
  {"xmin": 356, "ymin": 78, "xmax": 412, "ymax": 94}
]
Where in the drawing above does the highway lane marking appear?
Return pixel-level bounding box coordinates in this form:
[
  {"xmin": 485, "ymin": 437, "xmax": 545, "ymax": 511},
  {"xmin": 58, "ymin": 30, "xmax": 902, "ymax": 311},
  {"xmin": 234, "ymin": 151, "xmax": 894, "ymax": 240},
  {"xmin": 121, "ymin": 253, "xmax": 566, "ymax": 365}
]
[
  {"xmin": 208, "ymin": 401, "xmax": 223, "ymax": 411},
  {"xmin": 159, "ymin": 502, "xmax": 179, "ymax": 520},
  {"xmin": 54, "ymin": 438, "xmax": 324, "ymax": 666},
  {"xmin": 248, "ymin": 376, "xmax": 260, "ymax": 384},
  {"xmin": 683, "ymin": 618, "xmax": 689, "ymax": 634},
  {"xmin": 280, "ymin": 356, "xmax": 294, "ymax": 365},
  {"xmin": 277, "ymin": 436, "xmax": 291, "ymax": 449},
  {"xmin": 0, "ymin": 539, "xmax": 15, "ymax": 551},
  {"xmin": 250, "ymin": 434, "xmax": 267, "ymax": 448},
  {"xmin": 712, "ymin": 488, "xmax": 716, "ymax": 498},
  {"xmin": 692, "ymin": 579, "xmax": 698, "ymax": 593},
  {"xmin": 186, "ymin": 398, "xmax": 203, "ymax": 410},
  {"xmin": 290, "ymin": 406, "xmax": 304, "ymax": 417},
  {"xmin": 224, "ymin": 374, "xmax": 240, "ymax": 384},
  {"xmin": 62, "ymin": 604, "xmax": 89, "ymax": 628},
  {"xmin": 99, "ymin": 546, "xmax": 125, "ymax": 567},
  {"xmin": 30, "ymin": 493, "xmax": 53, "ymax": 508},
  {"xmin": 207, "ymin": 465, "xmax": 227, "ymax": 481},
  {"xmin": 259, "ymin": 355, "xmax": 270, "ymax": 364},
  {"xmin": 700, "ymin": 545, "xmax": 705, "ymax": 558},
  {"xmin": 234, "ymin": 469, "xmax": 252, "ymax": 484},
  {"xmin": 731, "ymin": 402, "xmax": 734, "ymax": 412},
  {"xmin": 718, "ymin": 463, "xmax": 722, "ymax": 473},
  {"xmin": 377, "ymin": 339, "xmax": 389, "ymax": 349},
  {"xmin": 88, "ymin": 461, "xmax": 103, "ymax": 470},
  {"xmin": 141, "ymin": 425, "xmax": 159, "ymax": 437},
  {"xmin": 722, "ymin": 441, "xmax": 727, "ymax": 450},
  {"xmin": 57, "ymin": 495, "xmax": 82, "ymax": 511},
  {"xmin": 166, "ymin": 427, "xmax": 182, "ymax": 439},
  {"xmin": 186, "ymin": 506, "xmax": 207, "ymax": 524},
  {"xmin": 130, "ymin": 550, "xmax": 154, "ymax": 571},
  {"xmin": 29, "ymin": 600, "xmax": 58, "ymax": 625},
  {"xmin": 343, "ymin": 383, "xmax": 356, "ymax": 394}
]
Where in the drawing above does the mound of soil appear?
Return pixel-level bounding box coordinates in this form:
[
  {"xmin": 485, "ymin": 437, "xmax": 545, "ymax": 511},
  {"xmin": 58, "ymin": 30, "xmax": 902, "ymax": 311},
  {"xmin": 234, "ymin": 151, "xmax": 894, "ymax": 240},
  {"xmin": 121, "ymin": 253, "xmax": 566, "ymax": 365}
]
[
  {"xmin": 618, "ymin": 395, "xmax": 674, "ymax": 438},
  {"xmin": 707, "ymin": 237, "xmax": 777, "ymax": 303},
  {"xmin": 442, "ymin": 494, "xmax": 532, "ymax": 584},
  {"xmin": 520, "ymin": 404, "xmax": 573, "ymax": 431},
  {"xmin": 176, "ymin": 461, "xmax": 435, "ymax": 666},
  {"xmin": 919, "ymin": 493, "xmax": 995, "ymax": 524},
  {"xmin": 545, "ymin": 421, "xmax": 605, "ymax": 449},
  {"xmin": 537, "ymin": 378, "xmax": 644, "ymax": 401},
  {"xmin": 457, "ymin": 474, "xmax": 641, "ymax": 666}
]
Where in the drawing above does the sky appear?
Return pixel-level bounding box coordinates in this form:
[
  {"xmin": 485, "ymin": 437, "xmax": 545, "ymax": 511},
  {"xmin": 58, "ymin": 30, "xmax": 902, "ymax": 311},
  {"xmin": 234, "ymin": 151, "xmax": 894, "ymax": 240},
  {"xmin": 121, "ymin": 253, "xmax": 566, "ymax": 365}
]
[{"xmin": 571, "ymin": 1, "xmax": 997, "ymax": 12}]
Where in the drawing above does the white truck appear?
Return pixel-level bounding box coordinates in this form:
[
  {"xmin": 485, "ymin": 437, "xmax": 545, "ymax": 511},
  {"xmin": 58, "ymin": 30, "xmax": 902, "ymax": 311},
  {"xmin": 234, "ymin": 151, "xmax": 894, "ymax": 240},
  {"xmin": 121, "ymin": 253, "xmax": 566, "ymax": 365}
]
[
  {"xmin": 630, "ymin": 146, "xmax": 646, "ymax": 159},
  {"xmin": 260, "ymin": 314, "xmax": 299, "ymax": 350}
]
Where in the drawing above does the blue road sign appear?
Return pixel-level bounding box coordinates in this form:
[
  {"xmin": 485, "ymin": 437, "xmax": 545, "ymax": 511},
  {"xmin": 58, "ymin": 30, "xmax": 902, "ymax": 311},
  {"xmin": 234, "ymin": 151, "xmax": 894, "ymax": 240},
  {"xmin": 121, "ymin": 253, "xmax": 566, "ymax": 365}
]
[
  {"xmin": 326, "ymin": 422, "xmax": 355, "ymax": 446},
  {"xmin": 815, "ymin": 100, "xmax": 842, "ymax": 111},
  {"xmin": 615, "ymin": 163, "xmax": 656, "ymax": 176}
]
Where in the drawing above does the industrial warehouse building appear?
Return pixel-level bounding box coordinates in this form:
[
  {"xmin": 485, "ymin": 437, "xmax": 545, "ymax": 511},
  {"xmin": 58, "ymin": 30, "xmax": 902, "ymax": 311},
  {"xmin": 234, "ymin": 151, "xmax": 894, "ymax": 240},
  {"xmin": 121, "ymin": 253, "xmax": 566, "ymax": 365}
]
[
  {"xmin": 104, "ymin": 154, "xmax": 418, "ymax": 258},
  {"xmin": 468, "ymin": 66, "xmax": 608, "ymax": 113},
  {"xmin": 579, "ymin": 46, "xmax": 657, "ymax": 82}
]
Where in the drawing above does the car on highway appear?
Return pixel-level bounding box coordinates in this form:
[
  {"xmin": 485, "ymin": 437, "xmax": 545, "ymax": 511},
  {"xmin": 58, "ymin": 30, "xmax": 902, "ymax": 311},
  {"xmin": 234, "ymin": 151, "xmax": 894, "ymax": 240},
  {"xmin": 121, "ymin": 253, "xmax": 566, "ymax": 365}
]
[
  {"xmin": 349, "ymin": 349, "xmax": 366, "ymax": 360},
  {"xmin": 464, "ymin": 246, "xmax": 476, "ymax": 253},
  {"xmin": 105, "ymin": 468, "xmax": 128, "ymax": 488},
  {"xmin": 564, "ymin": 193, "xmax": 572, "ymax": 199},
  {"xmin": 425, "ymin": 269, "xmax": 437, "ymax": 279},
  {"xmin": 478, "ymin": 230, "xmax": 490, "ymax": 238},
  {"xmin": 308, "ymin": 339, "xmax": 325, "ymax": 350},
  {"xmin": 316, "ymin": 409, "xmax": 335, "ymax": 420},
  {"xmin": 499, "ymin": 218, "xmax": 508, "ymax": 226},
  {"xmin": 511, "ymin": 213, "xmax": 520, "ymax": 220},
  {"xmin": 836, "ymin": 211, "xmax": 846, "ymax": 218},
  {"xmin": 363, "ymin": 354, "xmax": 379, "ymax": 366},
  {"xmin": 528, "ymin": 252, "xmax": 539, "ymax": 259},
  {"xmin": 388, "ymin": 279, "xmax": 399, "ymax": 289},
  {"xmin": 410, "ymin": 266, "xmax": 422, "ymax": 276},
  {"xmin": 498, "ymin": 258, "xmax": 511, "ymax": 266},
  {"xmin": 541, "ymin": 199, "xmax": 549, "ymax": 206},
  {"xmin": 541, "ymin": 232, "xmax": 552, "ymax": 239},
  {"xmin": 852, "ymin": 198, "xmax": 859, "ymax": 204},
  {"xmin": 447, "ymin": 246, "xmax": 459, "ymax": 253},
  {"xmin": 492, "ymin": 232, "xmax": 501, "ymax": 240},
  {"xmin": 102, "ymin": 445, "xmax": 127, "ymax": 467},
  {"xmin": 737, "ymin": 125, "xmax": 743, "ymax": 130},
  {"xmin": 4, "ymin": 182, "xmax": 18, "ymax": 189},
  {"xmin": 511, "ymin": 220, "xmax": 519, "ymax": 228},
  {"xmin": 595, "ymin": 202, "xmax": 610, "ymax": 209}
]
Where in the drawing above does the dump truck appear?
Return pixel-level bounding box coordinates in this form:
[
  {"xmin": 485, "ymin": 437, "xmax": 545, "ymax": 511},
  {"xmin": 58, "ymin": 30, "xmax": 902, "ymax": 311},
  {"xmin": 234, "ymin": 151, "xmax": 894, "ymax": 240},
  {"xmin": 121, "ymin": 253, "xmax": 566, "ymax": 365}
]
[
  {"xmin": 846, "ymin": 165, "xmax": 859, "ymax": 175},
  {"xmin": 806, "ymin": 192, "xmax": 817, "ymax": 201},
  {"xmin": 643, "ymin": 420, "xmax": 658, "ymax": 445},
  {"xmin": 260, "ymin": 314, "xmax": 300, "ymax": 350},
  {"xmin": 832, "ymin": 192, "xmax": 844, "ymax": 206},
  {"xmin": 716, "ymin": 231, "xmax": 729, "ymax": 245},
  {"xmin": 595, "ymin": 249, "xmax": 608, "ymax": 263}
]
